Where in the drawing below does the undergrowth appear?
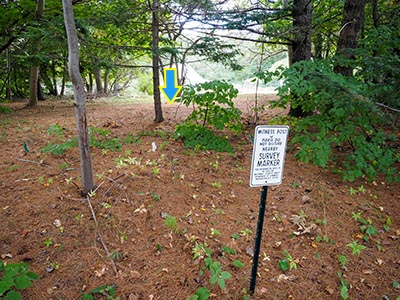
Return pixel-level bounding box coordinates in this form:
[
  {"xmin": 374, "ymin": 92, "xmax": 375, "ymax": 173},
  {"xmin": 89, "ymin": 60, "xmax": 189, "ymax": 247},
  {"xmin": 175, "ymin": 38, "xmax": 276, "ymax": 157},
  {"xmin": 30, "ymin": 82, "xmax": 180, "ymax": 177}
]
[
  {"xmin": 174, "ymin": 80, "xmax": 241, "ymax": 153},
  {"xmin": 260, "ymin": 59, "xmax": 399, "ymax": 183}
]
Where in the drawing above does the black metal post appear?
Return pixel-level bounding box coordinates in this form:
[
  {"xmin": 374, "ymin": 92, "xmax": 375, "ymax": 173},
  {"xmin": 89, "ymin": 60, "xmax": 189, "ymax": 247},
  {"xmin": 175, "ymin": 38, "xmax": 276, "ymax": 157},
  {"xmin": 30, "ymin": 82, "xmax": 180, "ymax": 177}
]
[{"xmin": 249, "ymin": 185, "xmax": 268, "ymax": 295}]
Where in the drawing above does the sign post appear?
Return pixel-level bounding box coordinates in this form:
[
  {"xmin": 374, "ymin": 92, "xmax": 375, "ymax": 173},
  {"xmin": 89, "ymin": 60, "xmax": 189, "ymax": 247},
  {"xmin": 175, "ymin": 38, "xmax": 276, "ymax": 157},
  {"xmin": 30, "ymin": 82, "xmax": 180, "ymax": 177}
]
[{"xmin": 249, "ymin": 125, "xmax": 289, "ymax": 295}]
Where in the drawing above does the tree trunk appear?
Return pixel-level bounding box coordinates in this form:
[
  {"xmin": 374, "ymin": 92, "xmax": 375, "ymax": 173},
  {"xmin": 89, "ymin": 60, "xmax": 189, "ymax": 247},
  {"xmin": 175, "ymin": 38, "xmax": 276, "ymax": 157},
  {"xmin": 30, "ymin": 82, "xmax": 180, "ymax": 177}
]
[
  {"xmin": 41, "ymin": 65, "xmax": 54, "ymax": 96},
  {"xmin": 93, "ymin": 67, "xmax": 103, "ymax": 94},
  {"xmin": 6, "ymin": 46, "xmax": 11, "ymax": 100},
  {"xmin": 104, "ymin": 69, "xmax": 109, "ymax": 94},
  {"xmin": 60, "ymin": 56, "xmax": 66, "ymax": 96},
  {"xmin": 288, "ymin": 0, "xmax": 312, "ymax": 117},
  {"xmin": 372, "ymin": 0, "xmax": 380, "ymax": 28},
  {"xmin": 28, "ymin": 67, "xmax": 39, "ymax": 106},
  {"xmin": 62, "ymin": 0, "xmax": 94, "ymax": 195},
  {"xmin": 37, "ymin": 79, "xmax": 45, "ymax": 100},
  {"xmin": 51, "ymin": 61, "xmax": 58, "ymax": 96},
  {"xmin": 334, "ymin": 0, "xmax": 366, "ymax": 76},
  {"xmin": 152, "ymin": 0, "xmax": 164, "ymax": 123},
  {"xmin": 27, "ymin": 0, "xmax": 45, "ymax": 107},
  {"xmin": 88, "ymin": 72, "xmax": 93, "ymax": 93}
]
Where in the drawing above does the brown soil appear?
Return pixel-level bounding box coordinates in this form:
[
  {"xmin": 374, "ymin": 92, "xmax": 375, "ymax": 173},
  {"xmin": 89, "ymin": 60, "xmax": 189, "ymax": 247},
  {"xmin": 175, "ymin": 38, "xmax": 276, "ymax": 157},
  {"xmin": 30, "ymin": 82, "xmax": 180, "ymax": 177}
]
[{"xmin": 0, "ymin": 97, "xmax": 399, "ymax": 300}]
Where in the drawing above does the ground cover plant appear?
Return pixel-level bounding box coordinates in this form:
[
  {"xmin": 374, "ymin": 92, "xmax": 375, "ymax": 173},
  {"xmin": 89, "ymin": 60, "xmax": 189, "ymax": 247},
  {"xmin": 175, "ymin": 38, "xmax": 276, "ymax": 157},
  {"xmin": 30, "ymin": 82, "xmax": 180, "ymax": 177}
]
[{"xmin": 0, "ymin": 98, "xmax": 398, "ymax": 300}]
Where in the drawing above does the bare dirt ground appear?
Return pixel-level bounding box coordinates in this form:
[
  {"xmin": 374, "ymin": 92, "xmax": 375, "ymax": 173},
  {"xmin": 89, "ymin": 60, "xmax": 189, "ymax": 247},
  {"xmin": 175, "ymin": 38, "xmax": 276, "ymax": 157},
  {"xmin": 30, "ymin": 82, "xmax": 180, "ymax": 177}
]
[{"xmin": 0, "ymin": 96, "xmax": 399, "ymax": 300}]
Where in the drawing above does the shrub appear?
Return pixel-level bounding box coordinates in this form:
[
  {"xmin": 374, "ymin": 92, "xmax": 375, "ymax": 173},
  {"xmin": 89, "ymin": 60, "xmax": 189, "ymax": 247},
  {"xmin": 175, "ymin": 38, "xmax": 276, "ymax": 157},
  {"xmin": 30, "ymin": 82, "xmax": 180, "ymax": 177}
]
[
  {"xmin": 260, "ymin": 60, "xmax": 399, "ymax": 182},
  {"xmin": 174, "ymin": 80, "xmax": 241, "ymax": 152},
  {"xmin": 174, "ymin": 123, "xmax": 234, "ymax": 153}
]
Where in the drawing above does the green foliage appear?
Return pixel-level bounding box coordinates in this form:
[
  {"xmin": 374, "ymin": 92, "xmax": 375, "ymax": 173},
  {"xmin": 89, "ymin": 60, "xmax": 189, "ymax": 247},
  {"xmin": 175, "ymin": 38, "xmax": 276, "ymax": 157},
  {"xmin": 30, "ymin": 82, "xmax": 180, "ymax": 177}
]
[
  {"xmin": 41, "ymin": 138, "xmax": 78, "ymax": 155},
  {"xmin": 338, "ymin": 255, "xmax": 347, "ymax": 268},
  {"xmin": 42, "ymin": 125, "xmax": 140, "ymax": 155},
  {"xmin": 0, "ymin": 107, "xmax": 13, "ymax": 114},
  {"xmin": 81, "ymin": 284, "xmax": 120, "ymax": 300},
  {"xmin": 47, "ymin": 124, "xmax": 65, "ymax": 138},
  {"xmin": 178, "ymin": 80, "xmax": 241, "ymax": 133},
  {"xmin": 136, "ymin": 71, "xmax": 153, "ymax": 95},
  {"xmin": 174, "ymin": 81, "xmax": 241, "ymax": 153},
  {"xmin": 357, "ymin": 19, "xmax": 400, "ymax": 110},
  {"xmin": 278, "ymin": 250, "xmax": 297, "ymax": 272},
  {"xmin": 261, "ymin": 59, "xmax": 399, "ymax": 183},
  {"xmin": 0, "ymin": 260, "xmax": 39, "ymax": 299},
  {"xmin": 204, "ymin": 257, "xmax": 232, "ymax": 290},
  {"xmin": 174, "ymin": 123, "xmax": 233, "ymax": 153},
  {"xmin": 338, "ymin": 272, "xmax": 349, "ymax": 300},
  {"xmin": 164, "ymin": 215, "xmax": 178, "ymax": 233},
  {"xmin": 347, "ymin": 241, "xmax": 366, "ymax": 255},
  {"xmin": 232, "ymin": 260, "xmax": 244, "ymax": 269},
  {"xmin": 188, "ymin": 287, "xmax": 210, "ymax": 300},
  {"xmin": 174, "ymin": 76, "xmax": 242, "ymax": 156}
]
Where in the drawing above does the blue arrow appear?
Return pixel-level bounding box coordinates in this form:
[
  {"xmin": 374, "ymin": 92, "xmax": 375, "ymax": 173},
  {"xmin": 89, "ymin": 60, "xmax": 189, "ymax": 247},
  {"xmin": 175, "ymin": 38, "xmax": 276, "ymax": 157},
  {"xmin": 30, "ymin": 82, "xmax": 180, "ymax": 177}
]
[{"xmin": 160, "ymin": 68, "xmax": 182, "ymax": 104}]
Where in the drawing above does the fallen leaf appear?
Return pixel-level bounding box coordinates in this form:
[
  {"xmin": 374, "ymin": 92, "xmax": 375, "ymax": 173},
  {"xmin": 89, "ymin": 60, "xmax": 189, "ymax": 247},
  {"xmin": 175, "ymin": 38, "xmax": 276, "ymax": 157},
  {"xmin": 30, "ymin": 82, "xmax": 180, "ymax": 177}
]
[
  {"xmin": 325, "ymin": 287, "xmax": 334, "ymax": 295},
  {"xmin": 246, "ymin": 247, "xmax": 253, "ymax": 256},
  {"xmin": 94, "ymin": 266, "xmax": 107, "ymax": 277},
  {"xmin": 363, "ymin": 269, "xmax": 373, "ymax": 275},
  {"xmin": 1, "ymin": 253, "xmax": 12, "ymax": 259},
  {"xmin": 277, "ymin": 274, "xmax": 296, "ymax": 283}
]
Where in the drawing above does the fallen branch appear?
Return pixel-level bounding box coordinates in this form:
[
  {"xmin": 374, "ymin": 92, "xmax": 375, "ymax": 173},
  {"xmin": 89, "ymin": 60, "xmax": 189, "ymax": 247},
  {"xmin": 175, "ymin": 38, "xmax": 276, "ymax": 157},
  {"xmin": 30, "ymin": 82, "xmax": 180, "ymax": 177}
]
[{"xmin": 16, "ymin": 158, "xmax": 52, "ymax": 168}]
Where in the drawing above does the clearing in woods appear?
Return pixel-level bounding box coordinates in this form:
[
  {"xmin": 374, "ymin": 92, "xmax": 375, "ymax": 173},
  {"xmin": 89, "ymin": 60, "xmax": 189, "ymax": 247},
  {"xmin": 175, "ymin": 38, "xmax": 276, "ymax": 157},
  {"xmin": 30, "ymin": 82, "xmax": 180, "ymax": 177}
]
[{"xmin": 0, "ymin": 96, "xmax": 399, "ymax": 300}]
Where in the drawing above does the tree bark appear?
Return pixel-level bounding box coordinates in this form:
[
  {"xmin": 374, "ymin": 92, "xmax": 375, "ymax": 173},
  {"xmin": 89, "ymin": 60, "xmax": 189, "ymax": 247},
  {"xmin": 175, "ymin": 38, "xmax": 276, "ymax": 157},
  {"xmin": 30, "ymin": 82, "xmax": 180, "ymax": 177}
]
[
  {"xmin": 51, "ymin": 61, "xmax": 58, "ymax": 96},
  {"xmin": 6, "ymin": 46, "xmax": 11, "ymax": 100},
  {"xmin": 288, "ymin": 0, "xmax": 312, "ymax": 117},
  {"xmin": 93, "ymin": 67, "xmax": 103, "ymax": 94},
  {"xmin": 334, "ymin": 0, "xmax": 366, "ymax": 76},
  {"xmin": 27, "ymin": 0, "xmax": 45, "ymax": 107},
  {"xmin": 371, "ymin": 0, "xmax": 380, "ymax": 28},
  {"xmin": 62, "ymin": 0, "xmax": 94, "ymax": 195},
  {"xmin": 28, "ymin": 67, "xmax": 39, "ymax": 106},
  {"xmin": 104, "ymin": 69, "xmax": 109, "ymax": 94},
  {"xmin": 152, "ymin": 0, "xmax": 164, "ymax": 123},
  {"xmin": 60, "ymin": 56, "xmax": 67, "ymax": 96},
  {"xmin": 37, "ymin": 79, "xmax": 45, "ymax": 100}
]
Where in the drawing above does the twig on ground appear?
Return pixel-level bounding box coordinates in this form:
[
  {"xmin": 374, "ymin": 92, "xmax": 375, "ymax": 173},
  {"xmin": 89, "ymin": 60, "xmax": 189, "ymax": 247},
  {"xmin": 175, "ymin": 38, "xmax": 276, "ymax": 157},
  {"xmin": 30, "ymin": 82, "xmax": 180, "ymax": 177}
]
[
  {"xmin": 16, "ymin": 158, "xmax": 52, "ymax": 168},
  {"xmin": 103, "ymin": 173, "xmax": 130, "ymax": 203},
  {"xmin": 86, "ymin": 182, "xmax": 118, "ymax": 275}
]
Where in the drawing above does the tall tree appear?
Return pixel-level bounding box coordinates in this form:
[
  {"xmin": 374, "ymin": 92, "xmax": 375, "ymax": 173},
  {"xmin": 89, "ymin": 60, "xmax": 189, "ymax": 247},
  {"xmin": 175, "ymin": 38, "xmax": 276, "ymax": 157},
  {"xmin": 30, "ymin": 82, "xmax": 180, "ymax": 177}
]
[
  {"xmin": 62, "ymin": 0, "xmax": 94, "ymax": 195},
  {"xmin": 334, "ymin": 0, "xmax": 366, "ymax": 76},
  {"xmin": 27, "ymin": 0, "xmax": 44, "ymax": 107},
  {"xmin": 152, "ymin": 0, "xmax": 164, "ymax": 123},
  {"xmin": 288, "ymin": 0, "xmax": 312, "ymax": 117}
]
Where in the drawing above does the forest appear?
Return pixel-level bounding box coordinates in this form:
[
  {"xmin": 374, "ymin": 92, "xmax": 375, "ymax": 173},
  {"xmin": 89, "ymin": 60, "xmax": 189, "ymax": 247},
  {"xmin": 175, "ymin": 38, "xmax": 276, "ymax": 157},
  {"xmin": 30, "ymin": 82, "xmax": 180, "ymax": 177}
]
[{"xmin": 0, "ymin": 0, "xmax": 399, "ymax": 299}]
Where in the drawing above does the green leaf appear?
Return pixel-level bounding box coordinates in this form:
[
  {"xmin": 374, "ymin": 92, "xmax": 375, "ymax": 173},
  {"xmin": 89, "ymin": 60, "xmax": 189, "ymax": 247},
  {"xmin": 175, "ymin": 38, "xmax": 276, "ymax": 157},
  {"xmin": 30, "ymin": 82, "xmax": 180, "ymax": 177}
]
[
  {"xmin": 81, "ymin": 293, "xmax": 94, "ymax": 300},
  {"xmin": 222, "ymin": 246, "xmax": 236, "ymax": 255},
  {"xmin": 338, "ymin": 255, "xmax": 347, "ymax": 267},
  {"xmin": 15, "ymin": 275, "xmax": 32, "ymax": 290},
  {"xmin": 210, "ymin": 273, "xmax": 218, "ymax": 285},
  {"xmin": 217, "ymin": 277, "xmax": 226, "ymax": 290},
  {"xmin": 26, "ymin": 272, "xmax": 39, "ymax": 280},
  {"xmin": 340, "ymin": 285, "xmax": 349, "ymax": 300},
  {"xmin": 4, "ymin": 290, "xmax": 22, "ymax": 300},
  {"xmin": 193, "ymin": 287, "xmax": 210, "ymax": 300},
  {"xmin": 233, "ymin": 260, "xmax": 244, "ymax": 268},
  {"xmin": 221, "ymin": 271, "xmax": 232, "ymax": 280},
  {"xmin": 0, "ymin": 279, "xmax": 14, "ymax": 294},
  {"xmin": 278, "ymin": 259, "xmax": 290, "ymax": 272}
]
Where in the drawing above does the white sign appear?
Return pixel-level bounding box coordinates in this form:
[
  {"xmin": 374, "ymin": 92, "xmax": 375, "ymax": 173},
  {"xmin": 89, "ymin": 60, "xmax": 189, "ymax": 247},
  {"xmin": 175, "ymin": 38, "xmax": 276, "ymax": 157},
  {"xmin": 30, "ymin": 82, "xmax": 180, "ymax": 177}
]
[{"xmin": 250, "ymin": 125, "xmax": 289, "ymax": 187}]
